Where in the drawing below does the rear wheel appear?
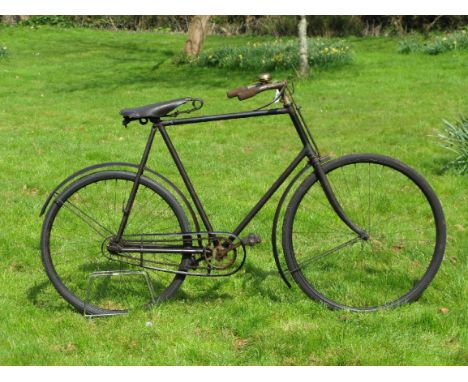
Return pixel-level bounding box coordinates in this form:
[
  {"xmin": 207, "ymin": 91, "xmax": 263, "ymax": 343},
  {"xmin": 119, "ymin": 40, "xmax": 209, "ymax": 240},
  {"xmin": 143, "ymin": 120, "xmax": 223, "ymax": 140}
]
[
  {"xmin": 41, "ymin": 170, "xmax": 191, "ymax": 315},
  {"xmin": 282, "ymin": 154, "xmax": 446, "ymax": 311}
]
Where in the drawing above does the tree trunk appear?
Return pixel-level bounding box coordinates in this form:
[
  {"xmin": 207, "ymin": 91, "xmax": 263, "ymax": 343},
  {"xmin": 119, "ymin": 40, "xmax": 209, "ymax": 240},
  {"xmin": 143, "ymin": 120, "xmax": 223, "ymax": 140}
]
[
  {"xmin": 245, "ymin": 15, "xmax": 256, "ymax": 34},
  {"xmin": 298, "ymin": 16, "xmax": 309, "ymax": 77},
  {"xmin": 184, "ymin": 16, "xmax": 211, "ymax": 57},
  {"xmin": 391, "ymin": 15, "xmax": 405, "ymax": 35},
  {"xmin": 2, "ymin": 15, "xmax": 20, "ymax": 24},
  {"xmin": 423, "ymin": 15, "xmax": 443, "ymax": 37}
]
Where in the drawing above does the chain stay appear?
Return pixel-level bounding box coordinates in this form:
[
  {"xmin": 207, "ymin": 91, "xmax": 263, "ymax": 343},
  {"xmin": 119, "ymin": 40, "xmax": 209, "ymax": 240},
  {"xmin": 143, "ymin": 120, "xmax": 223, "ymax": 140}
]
[{"xmin": 103, "ymin": 231, "xmax": 247, "ymax": 277}]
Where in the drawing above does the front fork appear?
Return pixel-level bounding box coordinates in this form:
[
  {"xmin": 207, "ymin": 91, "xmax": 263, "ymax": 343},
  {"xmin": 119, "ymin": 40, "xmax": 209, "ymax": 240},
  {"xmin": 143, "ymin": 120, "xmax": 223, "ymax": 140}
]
[
  {"xmin": 286, "ymin": 102, "xmax": 369, "ymax": 240},
  {"xmin": 307, "ymin": 150, "xmax": 369, "ymax": 240}
]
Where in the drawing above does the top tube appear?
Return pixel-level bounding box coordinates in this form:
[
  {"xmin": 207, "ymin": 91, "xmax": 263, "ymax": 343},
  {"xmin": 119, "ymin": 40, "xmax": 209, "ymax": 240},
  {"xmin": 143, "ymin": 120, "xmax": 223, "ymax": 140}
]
[{"xmin": 159, "ymin": 107, "xmax": 290, "ymax": 127}]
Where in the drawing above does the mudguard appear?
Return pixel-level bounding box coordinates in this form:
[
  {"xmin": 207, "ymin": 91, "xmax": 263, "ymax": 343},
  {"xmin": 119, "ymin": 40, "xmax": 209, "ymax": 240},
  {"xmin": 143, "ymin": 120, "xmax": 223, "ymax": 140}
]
[
  {"xmin": 271, "ymin": 163, "xmax": 314, "ymax": 288},
  {"xmin": 39, "ymin": 162, "xmax": 202, "ymax": 233}
]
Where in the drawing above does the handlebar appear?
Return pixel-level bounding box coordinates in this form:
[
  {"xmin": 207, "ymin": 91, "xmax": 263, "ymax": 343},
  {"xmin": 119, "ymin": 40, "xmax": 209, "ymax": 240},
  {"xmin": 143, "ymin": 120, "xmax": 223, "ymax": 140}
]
[
  {"xmin": 227, "ymin": 86, "xmax": 251, "ymax": 98},
  {"xmin": 227, "ymin": 80, "xmax": 287, "ymax": 101}
]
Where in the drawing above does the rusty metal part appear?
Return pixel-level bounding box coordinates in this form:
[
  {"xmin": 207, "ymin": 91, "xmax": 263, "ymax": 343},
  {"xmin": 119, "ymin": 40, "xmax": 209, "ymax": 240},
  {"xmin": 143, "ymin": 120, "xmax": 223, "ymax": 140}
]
[
  {"xmin": 204, "ymin": 242, "xmax": 237, "ymax": 270},
  {"xmin": 103, "ymin": 231, "xmax": 246, "ymax": 277}
]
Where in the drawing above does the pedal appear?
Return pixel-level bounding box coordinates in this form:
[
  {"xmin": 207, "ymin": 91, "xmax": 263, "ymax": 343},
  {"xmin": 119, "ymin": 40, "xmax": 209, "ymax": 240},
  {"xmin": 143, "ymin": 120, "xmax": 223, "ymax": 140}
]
[{"xmin": 241, "ymin": 233, "xmax": 262, "ymax": 247}]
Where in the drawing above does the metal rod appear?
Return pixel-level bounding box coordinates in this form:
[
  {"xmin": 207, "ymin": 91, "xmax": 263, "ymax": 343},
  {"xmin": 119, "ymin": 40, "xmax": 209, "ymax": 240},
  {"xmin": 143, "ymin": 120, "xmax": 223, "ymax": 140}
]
[
  {"xmin": 286, "ymin": 101, "xmax": 368, "ymax": 238},
  {"xmin": 286, "ymin": 104, "xmax": 317, "ymax": 154},
  {"xmin": 161, "ymin": 107, "xmax": 289, "ymax": 127},
  {"xmin": 232, "ymin": 148, "xmax": 308, "ymax": 237},
  {"xmin": 115, "ymin": 125, "xmax": 158, "ymax": 240},
  {"xmin": 308, "ymin": 155, "xmax": 368, "ymax": 239},
  {"xmin": 118, "ymin": 246, "xmax": 205, "ymax": 254},
  {"xmin": 158, "ymin": 125, "xmax": 215, "ymax": 232}
]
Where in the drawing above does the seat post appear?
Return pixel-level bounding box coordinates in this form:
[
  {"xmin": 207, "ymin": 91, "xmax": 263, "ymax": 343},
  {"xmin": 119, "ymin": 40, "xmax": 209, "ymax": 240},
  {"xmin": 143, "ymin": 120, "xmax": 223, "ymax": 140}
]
[{"xmin": 115, "ymin": 122, "xmax": 159, "ymax": 241}]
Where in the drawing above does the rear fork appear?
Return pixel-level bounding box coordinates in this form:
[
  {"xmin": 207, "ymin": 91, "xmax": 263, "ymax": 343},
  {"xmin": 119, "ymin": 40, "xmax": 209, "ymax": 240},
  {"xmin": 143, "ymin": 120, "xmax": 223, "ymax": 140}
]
[
  {"xmin": 115, "ymin": 123, "xmax": 159, "ymax": 241},
  {"xmin": 102, "ymin": 231, "xmax": 249, "ymax": 278}
]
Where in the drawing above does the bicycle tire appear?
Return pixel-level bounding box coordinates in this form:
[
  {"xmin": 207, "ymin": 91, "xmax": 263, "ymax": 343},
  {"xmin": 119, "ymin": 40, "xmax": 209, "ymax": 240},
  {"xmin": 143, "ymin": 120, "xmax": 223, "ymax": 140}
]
[
  {"xmin": 41, "ymin": 170, "xmax": 191, "ymax": 315},
  {"xmin": 282, "ymin": 153, "xmax": 446, "ymax": 311}
]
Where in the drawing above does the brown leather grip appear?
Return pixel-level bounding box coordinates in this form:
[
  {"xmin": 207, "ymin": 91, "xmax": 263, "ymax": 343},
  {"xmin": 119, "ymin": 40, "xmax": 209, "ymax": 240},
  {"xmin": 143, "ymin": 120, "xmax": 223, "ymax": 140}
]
[
  {"xmin": 237, "ymin": 86, "xmax": 259, "ymax": 100},
  {"xmin": 227, "ymin": 86, "xmax": 248, "ymax": 98}
]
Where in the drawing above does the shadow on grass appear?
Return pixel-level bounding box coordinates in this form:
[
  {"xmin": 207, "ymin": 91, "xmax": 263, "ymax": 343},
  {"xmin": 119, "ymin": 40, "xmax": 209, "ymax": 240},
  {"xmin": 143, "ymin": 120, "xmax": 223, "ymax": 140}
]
[
  {"xmin": 27, "ymin": 272, "xmax": 234, "ymax": 313},
  {"xmin": 43, "ymin": 38, "xmax": 268, "ymax": 94},
  {"xmin": 52, "ymin": 64, "xmax": 253, "ymax": 95},
  {"xmin": 241, "ymin": 262, "xmax": 289, "ymax": 302},
  {"xmin": 43, "ymin": 35, "xmax": 297, "ymax": 97},
  {"xmin": 27, "ymin": 280, "xmax": 75, "ymax": 313},
  {"xmin": 177, "ymin": 279, "xmax": 233, "ymax": 303}
]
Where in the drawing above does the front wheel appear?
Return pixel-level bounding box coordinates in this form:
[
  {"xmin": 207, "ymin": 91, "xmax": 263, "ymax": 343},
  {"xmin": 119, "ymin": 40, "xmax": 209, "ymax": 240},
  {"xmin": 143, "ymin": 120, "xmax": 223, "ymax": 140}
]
[{"xmin": 282, "ymin": 154, "xmax": 446, "ymax": 311}]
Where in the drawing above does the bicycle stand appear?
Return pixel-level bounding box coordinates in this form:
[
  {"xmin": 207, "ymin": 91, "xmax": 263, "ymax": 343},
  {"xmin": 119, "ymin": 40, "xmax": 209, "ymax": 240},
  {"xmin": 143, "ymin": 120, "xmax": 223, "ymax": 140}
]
[{"xmin": 83, "ymin": 270, "xmax": 157, "ymax": 319}]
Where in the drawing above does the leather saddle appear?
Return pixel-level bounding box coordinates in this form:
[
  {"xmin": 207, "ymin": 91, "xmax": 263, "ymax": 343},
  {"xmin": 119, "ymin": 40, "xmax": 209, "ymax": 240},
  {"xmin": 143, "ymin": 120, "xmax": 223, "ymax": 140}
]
[{"xmin": 120, "ymin": 97, "xmax": 193, "ymax": 120}]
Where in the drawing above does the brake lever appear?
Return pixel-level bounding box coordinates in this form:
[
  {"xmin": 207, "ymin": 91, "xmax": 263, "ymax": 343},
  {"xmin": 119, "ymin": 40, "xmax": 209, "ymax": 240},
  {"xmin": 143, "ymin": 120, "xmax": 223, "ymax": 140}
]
[
  {"xmin": 274, "ymin": 89, "xmax": 281, "ymax": 103},
  {"xmin": 254, "ymin": 86, "xmax": 285, "ymax": 111}
]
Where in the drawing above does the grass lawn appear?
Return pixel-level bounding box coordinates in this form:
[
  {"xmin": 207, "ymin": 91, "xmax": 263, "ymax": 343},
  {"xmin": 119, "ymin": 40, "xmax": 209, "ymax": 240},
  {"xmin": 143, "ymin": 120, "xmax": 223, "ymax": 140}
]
[{"xmin": 0, "ymin": 26, "xmax": 467, "ymax": 365}]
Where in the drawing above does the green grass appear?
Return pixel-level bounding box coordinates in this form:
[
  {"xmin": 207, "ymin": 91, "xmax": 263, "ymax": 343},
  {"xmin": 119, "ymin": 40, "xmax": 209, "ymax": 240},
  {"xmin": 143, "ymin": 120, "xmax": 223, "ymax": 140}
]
[{"xmin": 0, "ymin": 26, "xmax": 467, "ymax": 365}]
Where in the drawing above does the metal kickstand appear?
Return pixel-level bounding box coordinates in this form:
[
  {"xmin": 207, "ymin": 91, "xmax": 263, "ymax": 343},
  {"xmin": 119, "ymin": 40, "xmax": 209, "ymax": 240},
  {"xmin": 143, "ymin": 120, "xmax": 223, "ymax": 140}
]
[{"xmin": 83, "ymin": 269, "xmax": 157, "ymax": 319}]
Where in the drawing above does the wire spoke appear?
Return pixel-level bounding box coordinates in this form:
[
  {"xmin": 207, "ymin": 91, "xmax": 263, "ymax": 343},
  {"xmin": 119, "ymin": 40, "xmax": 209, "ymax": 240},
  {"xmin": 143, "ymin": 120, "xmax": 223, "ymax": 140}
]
[
  {"xmin": 290, "ymin": 236, "xmax": 361, "ymax": 273},
  {"xmin": 61, "ymin": 200, "xmax": 114, "ymax": 238}
]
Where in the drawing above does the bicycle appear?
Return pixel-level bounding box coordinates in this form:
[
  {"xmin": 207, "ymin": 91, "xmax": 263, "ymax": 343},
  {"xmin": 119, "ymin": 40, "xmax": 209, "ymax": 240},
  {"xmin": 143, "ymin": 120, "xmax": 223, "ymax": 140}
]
[{"xmin": 40, "ymin": 74, "xmax": 446, "ymax": 315}]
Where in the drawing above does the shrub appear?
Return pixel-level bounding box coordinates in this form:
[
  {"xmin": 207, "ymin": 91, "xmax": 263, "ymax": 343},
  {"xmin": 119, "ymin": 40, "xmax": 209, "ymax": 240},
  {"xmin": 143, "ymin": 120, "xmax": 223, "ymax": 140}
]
[
  {"xmin": 397, "ymin": 38, "xmax": 422, "ymax": 54},
  {"xmin": 187, "ymin": 38, "xmax": 352, "ymax": 72},
  {"xmin": 437, "ymin": 116, "xmax": 468, "ymax": 175},
  {"xmin": 398, "ymin": 30, "xmax": 468, "ymax": 55},
  {"xmin": 19, "ymin": 16, "xmax": 77, "ymax": 28},
  {"xmin": 308, "ymin": 39, "xmax": 353, "ymax": 67}
]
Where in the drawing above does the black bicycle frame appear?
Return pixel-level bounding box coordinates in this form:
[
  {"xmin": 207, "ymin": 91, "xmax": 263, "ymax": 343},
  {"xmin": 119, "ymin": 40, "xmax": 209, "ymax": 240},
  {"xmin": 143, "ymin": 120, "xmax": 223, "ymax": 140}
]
[{"xmin": 115, "ymin": 102, "xmax": 368, "ymax": 248}]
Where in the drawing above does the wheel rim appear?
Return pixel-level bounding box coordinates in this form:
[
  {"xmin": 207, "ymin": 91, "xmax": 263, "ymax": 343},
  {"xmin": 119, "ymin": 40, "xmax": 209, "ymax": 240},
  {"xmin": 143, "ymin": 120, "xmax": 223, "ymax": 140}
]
[
  {"xmin": 288, "ymin": 158, "xmax": 443, "ymax": 311},
  {"xmin": 44, "ymin": 172, "xmax": 188, "ymax": 312}
]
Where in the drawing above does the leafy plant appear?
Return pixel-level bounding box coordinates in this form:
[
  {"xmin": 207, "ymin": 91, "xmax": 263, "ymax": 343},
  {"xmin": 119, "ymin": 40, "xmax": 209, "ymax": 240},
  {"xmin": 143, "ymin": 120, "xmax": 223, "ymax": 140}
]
[
  {"xmin": 397, "ymin": 38, "xmax": 422, "ymax": 54},
  {"xmin": 183, "ymin": 38, "xmax": 352, "ymax": 72},
  {"xmin": 19, "ymin": 16, "xmax": 77, "ymax": 28},
  {"xmin": 0, "ymin": 44, "xmax": 8, "ymax": 59},
  {"xmin": 437, "ymin": 116, "xmax": 468, "ymax": 174},
  {"xmin": 398, "ymin": 30, "xmax": 468, "ymax": 55}
]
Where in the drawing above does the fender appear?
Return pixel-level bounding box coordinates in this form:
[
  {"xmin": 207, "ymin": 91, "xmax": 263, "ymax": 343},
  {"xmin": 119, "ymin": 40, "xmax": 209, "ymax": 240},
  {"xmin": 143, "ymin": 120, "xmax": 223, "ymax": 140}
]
[
  {"xmin": 271, "ymin": 163, "xmax": 313, "ymax": 288},
  {"xmin": 39, "ymin": 162, "xmax": 201, "ymax": 233}
]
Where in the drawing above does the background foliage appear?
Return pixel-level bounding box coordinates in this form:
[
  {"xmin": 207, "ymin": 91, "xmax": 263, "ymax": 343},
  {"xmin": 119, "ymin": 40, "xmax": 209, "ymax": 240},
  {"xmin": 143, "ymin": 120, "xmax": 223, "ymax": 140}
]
[
  {"xmin": 398, "ymin": 30, "xmax": 468, "ymax": 55},
  {"xmin": 1, "ymin": 15, "xmax": 468, "ymax": 36},
  {"xmin": 177, "ymin": 38, "xmax": 352, "ymax": 71}
]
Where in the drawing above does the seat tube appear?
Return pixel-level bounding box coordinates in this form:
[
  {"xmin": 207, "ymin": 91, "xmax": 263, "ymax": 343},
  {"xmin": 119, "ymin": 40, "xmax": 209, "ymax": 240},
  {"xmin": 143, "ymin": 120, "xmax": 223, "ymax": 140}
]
[
  {"xmin": 115, "ymin": 123, "xmax": 159, "ymax": 241},
  {"xmin": 158, "ymin": 124, "xmax": 215, "ymax": 233}
]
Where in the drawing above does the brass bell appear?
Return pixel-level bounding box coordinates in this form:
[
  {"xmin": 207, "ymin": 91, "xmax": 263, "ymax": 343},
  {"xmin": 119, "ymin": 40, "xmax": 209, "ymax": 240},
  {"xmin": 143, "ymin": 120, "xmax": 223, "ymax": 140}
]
[{"xmin": 258, "ymin": 73, "xmax": 272, "ymax": 84}]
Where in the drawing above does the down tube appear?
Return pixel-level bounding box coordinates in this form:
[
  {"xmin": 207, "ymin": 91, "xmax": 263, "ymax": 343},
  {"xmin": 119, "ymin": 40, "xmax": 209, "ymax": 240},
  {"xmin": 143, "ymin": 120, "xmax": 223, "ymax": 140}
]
[{"xmin": 232, "ymin": 148, "xmax": 307, "ymax": 237}]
